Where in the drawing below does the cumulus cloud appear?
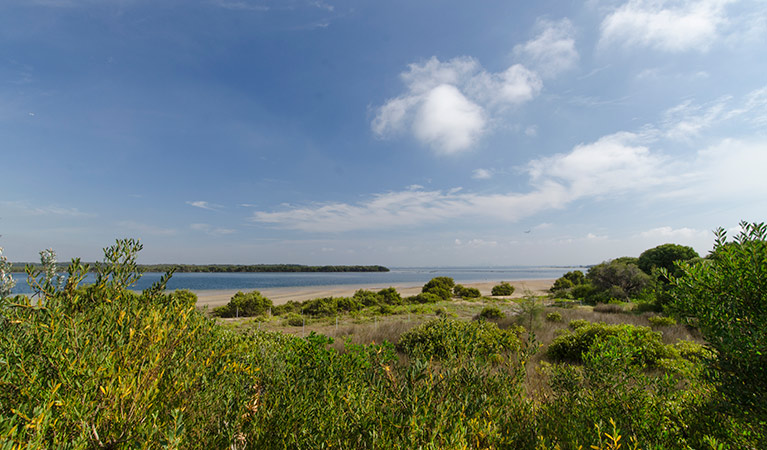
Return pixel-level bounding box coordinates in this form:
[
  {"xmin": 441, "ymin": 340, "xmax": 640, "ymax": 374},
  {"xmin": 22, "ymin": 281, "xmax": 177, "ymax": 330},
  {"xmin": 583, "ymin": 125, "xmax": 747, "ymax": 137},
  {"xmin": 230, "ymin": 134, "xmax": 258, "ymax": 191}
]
[
  {"xmin": 599, "ymin": 0, "xmax": 735, "ymax": 52},
  {"xmin": 372, "ymin": 56, "xmax": 542, "ymax": 154},
  {"xmin": 514, "ymin": 18, "xmax": 579, "ymax": 78}
]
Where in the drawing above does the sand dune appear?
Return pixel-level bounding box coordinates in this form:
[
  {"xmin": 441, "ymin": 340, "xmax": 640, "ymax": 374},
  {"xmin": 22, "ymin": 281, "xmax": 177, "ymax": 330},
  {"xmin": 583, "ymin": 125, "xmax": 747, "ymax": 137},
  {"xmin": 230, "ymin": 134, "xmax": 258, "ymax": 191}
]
[{"xmin": 192, "ymin": 279, "xmax": 555, "ymax": 309}]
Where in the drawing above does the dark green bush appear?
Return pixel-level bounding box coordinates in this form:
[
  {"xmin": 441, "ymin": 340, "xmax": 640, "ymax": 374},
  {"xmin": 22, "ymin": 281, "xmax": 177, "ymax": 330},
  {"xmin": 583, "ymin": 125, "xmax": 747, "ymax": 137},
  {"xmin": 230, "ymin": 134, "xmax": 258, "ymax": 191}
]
[
  {"xmin": 213, "ymin": 290, "xmax": 273, "ymax": 318},
  {"xmin": 547, "ymin": 322, "xmax": 676, "ymax": 366},
  {"xmin": 454, "ymin": 284, "xmax": 481, "ymax": 298},
  {"xmin": 397, "ymin": 318, "xmax": 521, "ymax": 360},
  {"xmin": 491, "ymin": 281, "xmax": 515, "ymax": 296},
  {"xmin": 422, "ymin": 277, "xmax": 455, "ymax": 300},
  {"xmin": 377, "ymin": 287, "xmax": 402, "ymax": 305},
  {"xmin": 272, "ymin": 300, "xmax": 302, "ymax": 315},
  {"xmin": 353, "ymin": 289, "xmax": 381, "ymax": 306},
  {"xmin": 406, "ymin": 292, "xmax": 442, "ymax": 304}
]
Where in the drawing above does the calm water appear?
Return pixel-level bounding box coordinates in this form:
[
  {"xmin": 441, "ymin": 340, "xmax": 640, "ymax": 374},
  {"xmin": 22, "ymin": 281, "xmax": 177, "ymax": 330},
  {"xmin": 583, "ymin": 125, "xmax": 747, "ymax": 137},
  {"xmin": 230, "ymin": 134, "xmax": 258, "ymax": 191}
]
[{"xmin": 10, "ymin": 266, "xmax": 581, "ymax": 295}]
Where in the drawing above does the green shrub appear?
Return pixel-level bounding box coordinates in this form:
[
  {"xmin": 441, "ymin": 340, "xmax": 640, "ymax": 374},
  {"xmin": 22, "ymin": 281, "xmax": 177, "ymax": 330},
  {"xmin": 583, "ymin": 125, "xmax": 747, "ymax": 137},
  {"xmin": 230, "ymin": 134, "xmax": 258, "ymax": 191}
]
[
  {"xmin": 422, "ymin": 277, "xmax": 455, "ymax": 300},
  {"xmin": 377, "ymin": 287, "xmax": 402, "ymax": 305},
  {"xmin": 2, "ymin": 239, "xmax": 259, "ymax": 448},
  {"xmin": 406, "ymin": 292, "xmax": 442, "ymax": 304},
  {"xmin": 476, "ymin": 306, "xmax": 505, "ymax": 320},
  {"xmin": 545, "ymin": 312, "xmax": 563, "ymax": 322},
  {"xmin": 397, "ymin": 318, "xmax": 521, "ymax": 360},
  {"xmin": 668, "ymin": 222, "xmax": 767, "ymax": 415},
  {"xmin": 568, "ymin": 319, "xmax": 590, "ymax": 330},
  {"xmin": 213, "ymin": 290, "xmax": 273, "ymax": 318},
  {"xmin": 491, "ymin": 282, "xmax": 515, "ymax": 296},
  {"xmin": 547, "ymin": 322, "xmax": 676, "ymax": 366},
  {"xmin": 454, "ymin": 284, "xmax": 481, "ymax": 298},
  {"xmin": 647, "ymin": 315, "xmax": 677, "ymax": 327},
  {"xmin": 283, "ymin": 312, "xmax": 304, "ymax": 327},
  {"xmin": 353, "ymin": 289, "xmax": 381, "ymax": 306},
  {"xmin": 272, "ymin": 300, "xmax": 302, "ymax": 316}
]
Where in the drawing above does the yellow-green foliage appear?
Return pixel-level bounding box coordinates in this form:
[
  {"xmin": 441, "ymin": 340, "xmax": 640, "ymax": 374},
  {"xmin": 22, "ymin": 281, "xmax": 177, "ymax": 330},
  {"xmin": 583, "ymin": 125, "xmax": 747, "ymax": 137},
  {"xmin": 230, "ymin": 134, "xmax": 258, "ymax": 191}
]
[
  {"xmin": 547, "ymin": 322, "xmax": 677, "ymax": 366},
  {"xmin": 212, "ymin": 290, "xmax": 273, "ymax": 318},
  {"xmin": 397, "ymin": 317, "xmax": 521, "ymax": 360},
  {"xmin": 0, "ymin": 241, "xmax": 259, "ymax": 448},
  {"xmin": 647, "ymin": 315, "xmax": 677, "ymax": 327}
]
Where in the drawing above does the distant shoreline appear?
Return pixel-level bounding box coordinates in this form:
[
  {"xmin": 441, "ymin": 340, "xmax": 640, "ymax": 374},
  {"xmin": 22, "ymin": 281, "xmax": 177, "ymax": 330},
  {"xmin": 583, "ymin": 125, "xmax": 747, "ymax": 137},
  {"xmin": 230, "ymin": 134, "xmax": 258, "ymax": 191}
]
[
  {"xmin": 192, "ymin": 279, "xmax": 556, "ymax": 309},
  {"xmin": 9, "ymin": 263, "xmax": 391, "ymax": 274}
]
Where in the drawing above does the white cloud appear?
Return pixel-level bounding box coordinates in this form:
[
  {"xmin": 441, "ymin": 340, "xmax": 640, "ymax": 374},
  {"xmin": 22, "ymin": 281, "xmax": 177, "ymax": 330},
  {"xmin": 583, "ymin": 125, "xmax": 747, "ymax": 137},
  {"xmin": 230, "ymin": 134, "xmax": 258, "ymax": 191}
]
[
  {"xmin": 599, "ymin": 0, "xmax": 735, "ymax": 52},
  {"xmin": 1, "ymin": 200, "xmax": 92, "ymax": 217},
  {"xmin": 412, "ymin": 84, "xmax": 486, "ymax": 154},
  {"xmin": 186, "ymin": 201, "xmax": 222, "ymax": 211},
  {"xmin": 372, "ymin": 56, "xmax": 541, "ymax": 153},
  {"xmin": 514, "ymin": 18, "xmax": 579, "ymax": 78},
  {"xmin": 472, "ymin": 168, "xmax": 493, "ymax": 180},
  {"xmin": 190, "ymin": 223, "xmax": 236, "ymax": 236},
  {"xmin": 252, "ymin": 132, "xmax": 672, "ymax": 232},
  {"xmin": 525, "ymin": 125, "xmax": 538, "ymax": 137}
]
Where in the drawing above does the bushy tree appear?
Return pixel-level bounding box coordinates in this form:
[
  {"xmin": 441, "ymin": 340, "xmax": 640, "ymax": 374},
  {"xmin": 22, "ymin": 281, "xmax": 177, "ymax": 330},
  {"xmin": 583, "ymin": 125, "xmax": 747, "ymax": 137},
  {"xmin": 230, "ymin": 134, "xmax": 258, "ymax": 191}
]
[
  {"xmin": 586, "ymin": 260, "xmax": 651, "ymax": 301},
  {"xmin": 667, "ymin": 221, "xmax": 767, "ymax": 415},
  {"xmin": 638, "ymin": 243, "xmax": 699, "ymax": 276},
  {"xmin": 377, "ymin": 287, "xmax": 402, "ymax": 305},
  {"xmin": 491, "ymin": 281, "xmax": 515, "ymax": 296},
  {"xmin": 422, "ymin": 277, "xmax": 455, "ymax": 300}
]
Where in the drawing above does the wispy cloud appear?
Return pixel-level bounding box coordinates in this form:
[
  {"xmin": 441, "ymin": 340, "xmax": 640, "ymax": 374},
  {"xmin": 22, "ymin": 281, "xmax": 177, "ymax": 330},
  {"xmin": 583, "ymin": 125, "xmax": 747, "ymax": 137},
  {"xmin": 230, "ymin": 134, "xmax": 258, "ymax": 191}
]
[
  {"xmin": 599, "ymin": 0, "xmax": 736, "ymax": 52},
  {"xmin": 186, "ymin": 201, "xmax": 223, "ymax": 211},
  {"xmin": 1, "ymin": 200, "xmax": 92, "ymax": 217},
  {"xmin": 257, "ymin": 87, "xmax": 767, "ymax": 233},
  {"xmin": 514, "ymin": 18, "xmax": 579, "ymax": 78},
  {"xmin": 190, "ymin": 223, "xmax": 236, "ymax": 236},
  {"xmin": 372, "ymin": 56, "xmax": 541, "ymax": 154},
  {"xmin": 472, "ymin": 168, "xmax": 493, "ymax": 180}
]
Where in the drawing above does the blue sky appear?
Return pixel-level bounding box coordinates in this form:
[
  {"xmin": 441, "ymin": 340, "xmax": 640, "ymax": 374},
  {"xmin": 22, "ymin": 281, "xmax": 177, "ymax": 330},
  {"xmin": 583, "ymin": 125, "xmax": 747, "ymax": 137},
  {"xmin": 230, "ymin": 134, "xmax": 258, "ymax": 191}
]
[{"xmin": 1, "ymin": 0, "xmax": 766, "ymax": 266}]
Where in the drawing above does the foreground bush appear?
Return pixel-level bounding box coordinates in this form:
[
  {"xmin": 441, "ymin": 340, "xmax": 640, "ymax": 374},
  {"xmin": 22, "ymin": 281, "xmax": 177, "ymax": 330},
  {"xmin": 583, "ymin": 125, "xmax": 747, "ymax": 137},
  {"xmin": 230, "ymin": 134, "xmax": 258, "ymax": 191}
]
[
  {"xmin": 0, "ymin": 240, "xmax": 258, "ymax": 448},
  {"xmin": 547, "ymin": 322, "xmax": 675, "ymax": 366},
  {"xmin": 397, "ymin": 318, "xmax": 521, "ymax": 360},
  {"xmin": 668, "ymin": 221, "xmax": 767, "ymax": 416}
]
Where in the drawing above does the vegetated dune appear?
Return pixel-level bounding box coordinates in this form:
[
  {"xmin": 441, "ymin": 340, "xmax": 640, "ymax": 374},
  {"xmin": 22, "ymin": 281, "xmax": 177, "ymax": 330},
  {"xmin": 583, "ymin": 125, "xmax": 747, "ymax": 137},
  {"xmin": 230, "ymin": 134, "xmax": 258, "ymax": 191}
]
[{"xmin": 193, "ymin": 279, "xmax": 555, "ymax": 308}]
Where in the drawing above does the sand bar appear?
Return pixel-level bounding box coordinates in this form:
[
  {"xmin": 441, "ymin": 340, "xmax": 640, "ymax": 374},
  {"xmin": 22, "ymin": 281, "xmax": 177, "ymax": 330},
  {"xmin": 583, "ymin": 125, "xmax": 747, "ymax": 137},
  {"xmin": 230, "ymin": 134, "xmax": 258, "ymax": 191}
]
[{"xmin": 192, "ymin": 279, "xmax": 555, "ymax": 309}]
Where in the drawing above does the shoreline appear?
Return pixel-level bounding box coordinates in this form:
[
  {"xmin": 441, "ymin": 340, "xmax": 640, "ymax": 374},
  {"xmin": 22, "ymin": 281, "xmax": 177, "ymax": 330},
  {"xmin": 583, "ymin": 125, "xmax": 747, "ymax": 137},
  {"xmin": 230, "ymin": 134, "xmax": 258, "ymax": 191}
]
[{"xmin": 192, "ymin": 279, "xmax": 555, "ymax": 309}]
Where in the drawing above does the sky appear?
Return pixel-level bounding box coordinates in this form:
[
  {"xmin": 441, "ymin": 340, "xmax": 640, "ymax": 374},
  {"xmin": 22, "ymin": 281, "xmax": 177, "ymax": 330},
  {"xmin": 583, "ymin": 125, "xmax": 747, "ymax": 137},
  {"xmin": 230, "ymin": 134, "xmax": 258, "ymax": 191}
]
[{"xmin": 1, "ymin": 0, "xmax": 766, "ymax": 266}]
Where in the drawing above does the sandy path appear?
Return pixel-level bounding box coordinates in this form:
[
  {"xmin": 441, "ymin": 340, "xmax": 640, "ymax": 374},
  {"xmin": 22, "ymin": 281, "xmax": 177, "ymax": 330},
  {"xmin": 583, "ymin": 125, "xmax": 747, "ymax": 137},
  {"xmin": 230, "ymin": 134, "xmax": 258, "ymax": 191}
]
[{"xmin": 192, "ymin": 279, "xmax": 555, "ymax": 309}]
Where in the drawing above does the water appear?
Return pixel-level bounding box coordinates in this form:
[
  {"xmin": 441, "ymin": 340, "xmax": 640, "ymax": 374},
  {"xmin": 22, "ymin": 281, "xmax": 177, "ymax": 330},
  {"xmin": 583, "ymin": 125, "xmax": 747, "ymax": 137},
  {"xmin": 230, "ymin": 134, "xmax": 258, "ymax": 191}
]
[{"xmin": 9, "ymin": 266, "xmax": 581, "ymax": 295}]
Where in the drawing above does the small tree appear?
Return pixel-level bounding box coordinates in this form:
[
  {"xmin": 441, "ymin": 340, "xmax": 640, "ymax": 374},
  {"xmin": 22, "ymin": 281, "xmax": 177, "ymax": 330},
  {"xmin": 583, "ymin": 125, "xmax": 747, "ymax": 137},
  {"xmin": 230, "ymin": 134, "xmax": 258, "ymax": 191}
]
[
  {"xmin": 638, "ymin": 243, "xmax": 699, "ymax": 276},
  {"xmin": 667, "ymin": 222, "xmax": 767, "ymax": 416},
  {"xmin": 586, "ymin": 260, "xmax": 651, "ymax": 301}
]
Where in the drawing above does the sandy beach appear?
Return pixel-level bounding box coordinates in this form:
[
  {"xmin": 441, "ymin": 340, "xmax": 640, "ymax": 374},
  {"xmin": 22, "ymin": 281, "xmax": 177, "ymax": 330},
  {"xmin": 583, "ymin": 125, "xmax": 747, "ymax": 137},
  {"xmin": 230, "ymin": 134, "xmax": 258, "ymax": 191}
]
[{"xmin": 193, "ymin": 279, "xmax": 555, "ymax": 309}]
